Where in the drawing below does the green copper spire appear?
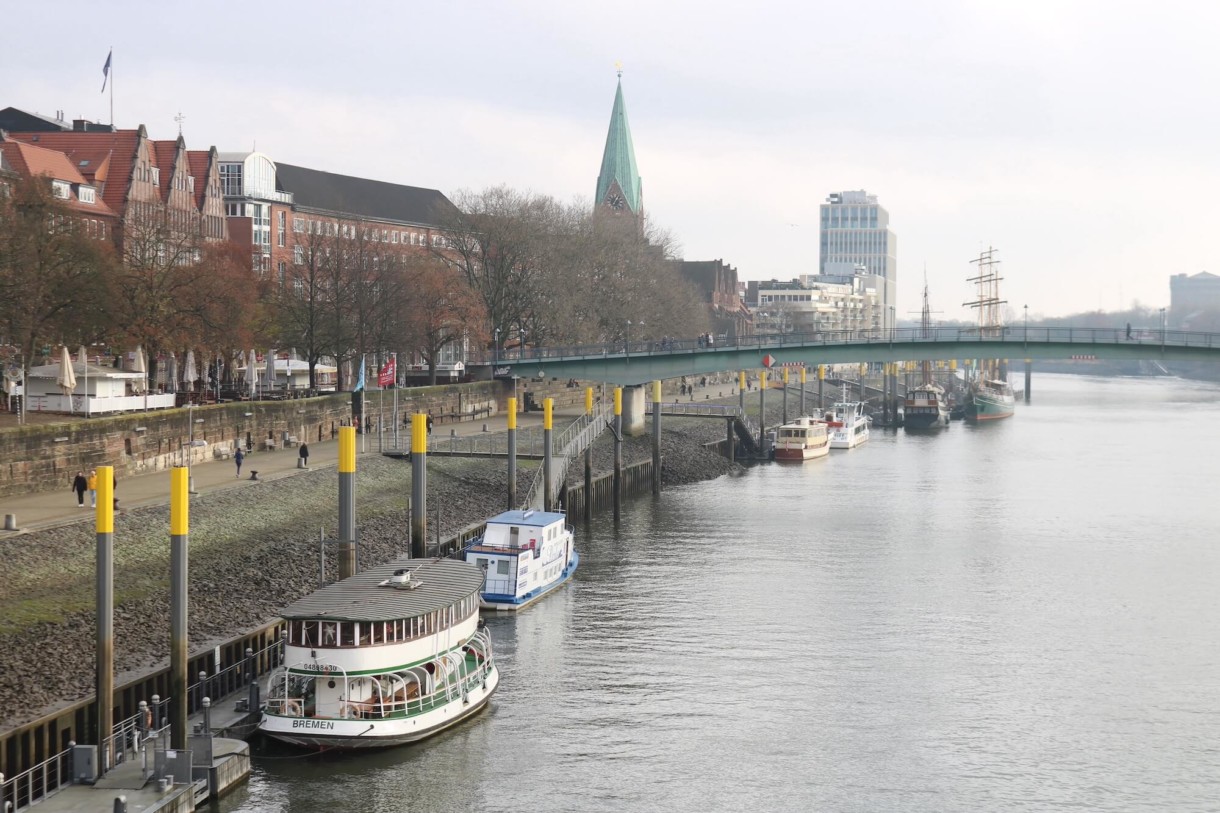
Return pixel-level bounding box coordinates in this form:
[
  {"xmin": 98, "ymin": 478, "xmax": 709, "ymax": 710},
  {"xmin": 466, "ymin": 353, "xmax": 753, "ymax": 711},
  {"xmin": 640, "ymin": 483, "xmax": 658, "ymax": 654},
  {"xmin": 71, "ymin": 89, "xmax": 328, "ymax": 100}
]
[{"xmin": 595, "ymin": 77, "xmax": 642, "ymax": 215}]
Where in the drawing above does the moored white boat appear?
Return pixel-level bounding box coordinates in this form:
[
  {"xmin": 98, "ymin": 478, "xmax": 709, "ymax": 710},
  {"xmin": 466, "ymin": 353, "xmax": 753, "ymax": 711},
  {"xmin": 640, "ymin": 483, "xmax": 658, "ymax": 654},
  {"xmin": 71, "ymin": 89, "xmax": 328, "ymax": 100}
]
[
  {"xmin": 259, "ymin": 558, "xmax": 499, "ymax": 749},
  {"xmin": 773, "ymin": 416, "xmax": 831, "ymax": 461},
  {"xmin": 464, "ymin": 509, "xmax": 578, "ymax": 612},
  {"xmin": 827, "ymin": 398, "xmax": 871, "ymax": 449}
]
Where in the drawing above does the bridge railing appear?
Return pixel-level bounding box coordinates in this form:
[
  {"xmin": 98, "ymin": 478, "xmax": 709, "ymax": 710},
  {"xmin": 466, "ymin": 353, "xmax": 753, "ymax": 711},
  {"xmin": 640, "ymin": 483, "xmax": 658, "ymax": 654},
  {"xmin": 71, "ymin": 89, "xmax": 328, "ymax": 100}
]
[{"xmin": 475, "ymin": 326, "xmax": 1218, "ymax": 364}]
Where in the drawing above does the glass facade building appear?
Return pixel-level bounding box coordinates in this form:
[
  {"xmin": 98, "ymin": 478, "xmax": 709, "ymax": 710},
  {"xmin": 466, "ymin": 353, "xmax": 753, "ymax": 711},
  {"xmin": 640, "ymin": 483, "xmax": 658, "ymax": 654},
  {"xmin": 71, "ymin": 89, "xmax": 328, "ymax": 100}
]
[{"xmin": 819, "ymin": 190, "xmax": 897, "ymax": 328}]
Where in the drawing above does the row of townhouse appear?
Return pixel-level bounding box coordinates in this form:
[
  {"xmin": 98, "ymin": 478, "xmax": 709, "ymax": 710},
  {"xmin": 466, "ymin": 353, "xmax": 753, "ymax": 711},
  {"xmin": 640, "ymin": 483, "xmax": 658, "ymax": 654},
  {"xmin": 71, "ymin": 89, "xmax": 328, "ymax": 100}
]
[{"xmin": 0, "ymin": 107, "xmax": 466, "ymax": 378}]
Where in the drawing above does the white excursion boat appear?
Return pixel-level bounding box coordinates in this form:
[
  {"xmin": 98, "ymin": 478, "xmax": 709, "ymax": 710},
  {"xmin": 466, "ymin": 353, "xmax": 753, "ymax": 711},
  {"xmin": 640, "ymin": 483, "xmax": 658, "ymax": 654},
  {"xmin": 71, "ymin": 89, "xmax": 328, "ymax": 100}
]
[
  {"xmin": 464, "ymin": 509, "xmax": 578, "ymax": 611},
  {"xmin": 827, "ymin": 394, "xmax": 871, "ymax": 450},
  {"xmin": 773, "ymin": 416, "xmax": 831, "ymax": 461},
  {"xmin": 260, "ymin": 557, "xmax": 499, "ymax": 749}
]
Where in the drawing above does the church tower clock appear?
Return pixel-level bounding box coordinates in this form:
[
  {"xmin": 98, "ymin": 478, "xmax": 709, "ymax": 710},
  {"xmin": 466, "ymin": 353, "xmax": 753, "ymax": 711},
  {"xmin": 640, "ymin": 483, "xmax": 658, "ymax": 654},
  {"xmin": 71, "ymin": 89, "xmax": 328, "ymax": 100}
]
[{"xmin": 595, "ymin": 69, "xmax": 643, "ymax": 218}]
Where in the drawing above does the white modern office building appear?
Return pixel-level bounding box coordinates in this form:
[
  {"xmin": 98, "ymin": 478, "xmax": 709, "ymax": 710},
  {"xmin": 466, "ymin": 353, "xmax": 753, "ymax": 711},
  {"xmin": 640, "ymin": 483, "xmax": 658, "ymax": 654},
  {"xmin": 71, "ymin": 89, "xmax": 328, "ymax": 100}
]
[{"xmin": 819, "ymin": 190, "xmax": 897, "ymax": 328}]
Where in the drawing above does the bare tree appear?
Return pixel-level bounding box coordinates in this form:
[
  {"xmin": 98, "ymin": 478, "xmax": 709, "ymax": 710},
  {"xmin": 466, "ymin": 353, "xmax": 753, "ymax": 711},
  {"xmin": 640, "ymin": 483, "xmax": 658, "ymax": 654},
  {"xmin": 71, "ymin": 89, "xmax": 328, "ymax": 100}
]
[
  {"xmin": 396, "ymin": 253, "xmax": 486, "ymax": 385},
  {"xmin": 0, "ymin": 174, "xmax": 116, "ymax": 380}
]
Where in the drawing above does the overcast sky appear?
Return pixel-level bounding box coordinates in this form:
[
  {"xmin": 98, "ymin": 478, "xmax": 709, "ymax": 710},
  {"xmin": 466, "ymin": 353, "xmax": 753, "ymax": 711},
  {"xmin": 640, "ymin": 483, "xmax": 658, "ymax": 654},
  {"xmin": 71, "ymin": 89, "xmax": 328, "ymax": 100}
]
[{"xmin": 3, "ymin": 0, "xmax": 1212, "ymax": 322}]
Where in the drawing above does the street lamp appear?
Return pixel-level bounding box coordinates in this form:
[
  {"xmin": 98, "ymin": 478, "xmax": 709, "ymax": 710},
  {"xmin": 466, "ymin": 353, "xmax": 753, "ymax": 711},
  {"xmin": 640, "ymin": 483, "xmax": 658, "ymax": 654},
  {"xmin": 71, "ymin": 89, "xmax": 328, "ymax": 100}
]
[
  {"xmin": 625, "ymin": 320, "xmax": 633, "ymax": 357},
  {"xmin": 1024, "ymin": 304, "xmax": 1028, "ymax": 346},
  {"xmin": 1160, "ymin": 307, "xmax": 1167, "ymax": 348},
  {"xmin": 185, "ymin": 406, "xmax": 203, "ymax": 494},
  {"xmin": 493, "ymin": 328, "xmax": 500, "ymax": 373}
]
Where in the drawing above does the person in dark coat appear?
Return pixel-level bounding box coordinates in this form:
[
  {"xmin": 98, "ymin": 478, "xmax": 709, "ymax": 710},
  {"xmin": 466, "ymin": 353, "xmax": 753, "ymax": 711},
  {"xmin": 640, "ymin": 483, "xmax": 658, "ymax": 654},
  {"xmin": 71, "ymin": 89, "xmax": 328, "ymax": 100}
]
[
  {"xmin": 298, "ymin": 442, "xmax": 309, "ymax": 467},
  {"xmin": 72, "ymin": 471, "xmax": 88, "ymax": 507},
  {"xmin": 235, "ymin": 448, "xmax": 245, "ymax": 478}
]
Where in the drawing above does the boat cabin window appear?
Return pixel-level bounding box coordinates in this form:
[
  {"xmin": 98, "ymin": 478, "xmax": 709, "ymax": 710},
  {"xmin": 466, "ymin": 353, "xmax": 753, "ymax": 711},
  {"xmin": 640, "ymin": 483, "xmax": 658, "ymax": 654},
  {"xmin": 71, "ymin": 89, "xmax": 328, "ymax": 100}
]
[
  {"xmin": 497, "ymin": 560, "xmax": 510, "ymax": 576},
  {"xmin": 341, "ymin": 623, "xmax": 355, "ymax": 647},
  {"xmin": 285, "ymin": 594, "xmax": 476, "ymax": 649},
  {"xmin": 509, "ymin": 527, "xmax": 520, "ymax": 548}
]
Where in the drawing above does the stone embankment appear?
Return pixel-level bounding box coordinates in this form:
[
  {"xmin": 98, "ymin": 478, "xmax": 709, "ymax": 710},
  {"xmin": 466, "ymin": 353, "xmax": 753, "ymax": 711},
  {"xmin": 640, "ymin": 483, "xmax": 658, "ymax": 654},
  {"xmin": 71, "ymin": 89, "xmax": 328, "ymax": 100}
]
[{"xmin": 0, "ymin": 392, "xmax": 790, "ymax": 730}]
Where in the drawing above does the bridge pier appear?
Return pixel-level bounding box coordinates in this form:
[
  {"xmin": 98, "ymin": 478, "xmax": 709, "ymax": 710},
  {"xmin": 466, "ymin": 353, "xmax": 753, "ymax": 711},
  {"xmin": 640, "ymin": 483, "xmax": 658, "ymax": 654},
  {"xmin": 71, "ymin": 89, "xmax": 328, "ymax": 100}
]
[{"xmin": 621, "ymin": 384, "xmax": 648, "ymax": 437}]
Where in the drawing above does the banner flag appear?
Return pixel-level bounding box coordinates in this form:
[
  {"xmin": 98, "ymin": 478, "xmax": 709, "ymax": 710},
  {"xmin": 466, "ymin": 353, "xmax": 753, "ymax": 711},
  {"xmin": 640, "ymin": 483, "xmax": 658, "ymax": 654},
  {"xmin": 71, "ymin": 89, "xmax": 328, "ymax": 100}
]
[
  {"xmin": 101, "ymin": 49, "xmax": 112, "ymax": 93},
  {"xmin": 378, "ymin": 356, "xmax": 397, "ymax": 388}
]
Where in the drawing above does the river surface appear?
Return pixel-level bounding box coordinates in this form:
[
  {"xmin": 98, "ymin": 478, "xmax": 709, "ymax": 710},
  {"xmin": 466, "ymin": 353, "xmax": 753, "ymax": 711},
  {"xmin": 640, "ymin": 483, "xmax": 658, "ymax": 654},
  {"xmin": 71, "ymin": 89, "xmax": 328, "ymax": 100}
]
[{"xmin": 221, "ymin": 373, "xmax": 1220, "ymax": 812}]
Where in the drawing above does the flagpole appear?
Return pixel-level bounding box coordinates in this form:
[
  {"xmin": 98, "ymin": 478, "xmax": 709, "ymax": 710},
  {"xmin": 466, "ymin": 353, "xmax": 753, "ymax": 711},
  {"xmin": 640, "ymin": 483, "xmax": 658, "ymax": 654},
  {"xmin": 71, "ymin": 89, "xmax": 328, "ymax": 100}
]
[{"xmin": 109, "ymin": 46, "xmax": 114, "ymax": 126}]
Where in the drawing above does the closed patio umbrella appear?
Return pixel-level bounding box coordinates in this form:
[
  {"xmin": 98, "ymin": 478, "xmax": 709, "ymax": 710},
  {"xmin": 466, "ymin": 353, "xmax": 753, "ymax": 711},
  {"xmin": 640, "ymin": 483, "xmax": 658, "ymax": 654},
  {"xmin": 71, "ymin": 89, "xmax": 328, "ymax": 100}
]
[
  {"xmin": 183, "ymin": 350, "xmax": 198, "ymax": 392},
  {"xmin": 132, "ymin": 346, "xmax": 146, "ymax": 392},
  {"xmin": 77, "ymin": 345, "xmax": 91, "ymax": 415},
  {"xmin": 247, "ymin": 350, "xmax": 258, "ymax": 398},
  {"xmin": 166, "ymin": 353, "xmax": 179, "ymax": 394},
  {"xmin": 57, "ymin": 346, "xmax": 77, "ymax": 412},
  {"xmin": 264, "ymin": 350, "xmax": 276, "ymax": 394}
]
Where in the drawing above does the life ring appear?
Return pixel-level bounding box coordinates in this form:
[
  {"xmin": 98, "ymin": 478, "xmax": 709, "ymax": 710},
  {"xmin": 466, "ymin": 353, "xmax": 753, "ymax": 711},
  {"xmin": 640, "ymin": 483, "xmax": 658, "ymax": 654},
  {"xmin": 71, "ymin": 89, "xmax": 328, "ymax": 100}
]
[{"xmin": 284, "ymin": 699, "xmax": 302, "ymax": 716}]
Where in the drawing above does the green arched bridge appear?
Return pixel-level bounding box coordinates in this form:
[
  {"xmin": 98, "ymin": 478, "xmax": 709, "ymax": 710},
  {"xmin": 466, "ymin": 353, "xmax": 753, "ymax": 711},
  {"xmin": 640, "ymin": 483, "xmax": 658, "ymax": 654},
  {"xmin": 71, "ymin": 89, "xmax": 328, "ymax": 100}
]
[{"xmin": 493, "ymin": 327, "xmax": 1220, "ymax": 386}]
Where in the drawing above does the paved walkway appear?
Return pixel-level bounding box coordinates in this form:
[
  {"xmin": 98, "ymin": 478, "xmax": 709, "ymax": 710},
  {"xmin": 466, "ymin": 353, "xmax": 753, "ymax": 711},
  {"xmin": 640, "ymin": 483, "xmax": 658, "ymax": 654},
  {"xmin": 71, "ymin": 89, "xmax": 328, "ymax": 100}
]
[{"xmin": 0, "ymin": 408, "xmax": 581, "ymax": 535}]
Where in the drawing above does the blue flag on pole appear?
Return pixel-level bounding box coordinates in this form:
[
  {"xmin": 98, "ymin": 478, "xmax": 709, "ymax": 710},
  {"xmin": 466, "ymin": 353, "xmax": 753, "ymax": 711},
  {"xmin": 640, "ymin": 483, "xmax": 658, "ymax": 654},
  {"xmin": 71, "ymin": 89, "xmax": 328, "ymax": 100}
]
[
  {"xmin": 101, "ymin": 49, "xmax": 112, "ymax": 93},
  {"xmin": 355, "ymin": 354, "xmax": 365, "ymax": 391}
]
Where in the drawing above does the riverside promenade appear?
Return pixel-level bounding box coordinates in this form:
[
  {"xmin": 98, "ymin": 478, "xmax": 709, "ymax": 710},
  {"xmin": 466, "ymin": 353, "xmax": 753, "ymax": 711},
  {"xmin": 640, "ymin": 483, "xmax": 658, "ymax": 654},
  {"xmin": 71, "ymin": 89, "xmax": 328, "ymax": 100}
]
[{"xmin": 0, "ymin": 408, "xmax": 574, "ymax": 535}]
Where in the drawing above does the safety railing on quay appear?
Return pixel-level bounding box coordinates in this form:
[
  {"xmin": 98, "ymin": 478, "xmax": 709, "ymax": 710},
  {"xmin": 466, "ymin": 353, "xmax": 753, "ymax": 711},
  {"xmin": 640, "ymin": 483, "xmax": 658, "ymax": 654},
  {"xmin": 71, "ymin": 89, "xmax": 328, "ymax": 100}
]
[
  {"xmin": 0, "ymin": 746, "xmax": 72, "ymax": 812},
  {"xmin": 520, "ymin": 404, "xmax": 613, "ymax": 511},
  {"xmin": 188, "ymin": 636, "xmax": 284, "ymax": 714},
  {"xmin": 470, "ymin": 326, "xmax": 1220, "ymax": 364}
]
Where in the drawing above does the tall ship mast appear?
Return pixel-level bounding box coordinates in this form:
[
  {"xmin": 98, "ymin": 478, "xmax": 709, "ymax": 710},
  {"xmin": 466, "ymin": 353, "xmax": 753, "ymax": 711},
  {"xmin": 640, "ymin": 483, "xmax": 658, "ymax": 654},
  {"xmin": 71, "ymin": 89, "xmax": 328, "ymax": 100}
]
[
  {"xmin": 904, "ymin": 279, "xmax": 951, "ymax": 430},
  {"xmin": 962, "ymin": 247, "xmax": 1015, "ymax": 421}
]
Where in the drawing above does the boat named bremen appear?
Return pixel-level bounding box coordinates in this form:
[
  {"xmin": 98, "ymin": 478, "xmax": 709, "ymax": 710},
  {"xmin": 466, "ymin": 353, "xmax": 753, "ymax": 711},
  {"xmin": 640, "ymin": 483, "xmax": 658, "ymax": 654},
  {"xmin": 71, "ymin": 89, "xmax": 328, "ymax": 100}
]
[
  {"xmin": 774, "ymin": 416, "xmax": 831, "ymax": 461},
  {"xmin": 964, "ymin": 246, "xmax": 1015, "ymax": 422},
  {"xmin": 260, "ymin": 557, "xmax": 499, "ymax": 749},
  {"xmin": 464, "ymin": 509, "xmax": 578, "ymax": 611}
]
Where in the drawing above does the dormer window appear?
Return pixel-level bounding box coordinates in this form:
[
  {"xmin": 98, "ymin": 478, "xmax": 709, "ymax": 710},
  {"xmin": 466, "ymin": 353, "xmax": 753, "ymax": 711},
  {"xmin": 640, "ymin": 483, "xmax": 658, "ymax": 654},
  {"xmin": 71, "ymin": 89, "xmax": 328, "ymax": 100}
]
[
  {"xmin": 51, "ymin": 180, "xmax": 71, "ymax": 200},
  {"xmin": 187, "ymin": 176, "xmax": 195, "ymax": 193},
  {"xmin": 150, "ymin": 167, "xmax": 160, "ymax": 185},
  {"xmin": 78, "ymin": 185, "xmax": 96, "ymax": 204}
]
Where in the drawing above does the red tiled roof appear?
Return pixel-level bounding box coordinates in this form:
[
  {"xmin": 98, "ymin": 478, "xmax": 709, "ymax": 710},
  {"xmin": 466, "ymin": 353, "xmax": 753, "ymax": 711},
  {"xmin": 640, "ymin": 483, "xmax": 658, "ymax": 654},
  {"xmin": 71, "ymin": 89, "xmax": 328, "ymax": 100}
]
[
  {"xmin": 186, "ymin": 149, "xmax": 211, "ymax": 208},
  {"xmin": 7, "ymin": 129, "xmax": 141, "ymax": 213},
  {"xmin": 0, "ymin": 138, "xmax": 116, "ymax": 217}
]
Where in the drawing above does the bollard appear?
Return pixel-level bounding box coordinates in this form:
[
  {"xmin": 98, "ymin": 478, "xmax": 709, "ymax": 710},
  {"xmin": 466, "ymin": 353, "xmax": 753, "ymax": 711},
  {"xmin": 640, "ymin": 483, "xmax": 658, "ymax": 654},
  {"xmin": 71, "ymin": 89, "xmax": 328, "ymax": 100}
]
[
  {"xmin": 114, "ymin": 795, "xmax": 128, "ymax": 812},
  {"xmin": 482, "ymin": 423, "xmax": 488, "ymax": 432},
  {"xmin": 202, "ymin": 697, "xmax": 212, "ymax": 736},
  {"xmin": 151, "ymin": 695, "xmax": 161, "ymax": 729},
  {"xmin": 3, "ymin": 514, "xmax": 16, "ymax": 531}
]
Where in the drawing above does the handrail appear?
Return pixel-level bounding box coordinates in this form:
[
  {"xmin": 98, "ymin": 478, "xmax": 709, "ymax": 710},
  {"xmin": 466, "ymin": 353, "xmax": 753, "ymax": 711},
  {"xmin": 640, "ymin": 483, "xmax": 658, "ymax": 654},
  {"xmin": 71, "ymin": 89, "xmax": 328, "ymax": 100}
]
[
  {"xmin": 1, "ymin": 746, "xmax": 72, "ymax": 811},
  {"xmin": 520, "ymin": 404, "xmax": 613, "ymax": 510},
  {"xmin": 473, "ymin": 325, "xmax": 1219, "ymax": 364}
]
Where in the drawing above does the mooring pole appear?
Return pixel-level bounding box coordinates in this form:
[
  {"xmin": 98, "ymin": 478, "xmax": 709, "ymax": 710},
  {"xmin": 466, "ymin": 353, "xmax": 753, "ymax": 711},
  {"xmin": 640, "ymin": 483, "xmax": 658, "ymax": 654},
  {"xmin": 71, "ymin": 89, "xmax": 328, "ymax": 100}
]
[
  {"xmin": 859, "ymin": 363, "xmax": 867, "ymax": 402},
  {"xmin": 882, "ymin": 363, "xmax": 890, "ymax": 425},
  {"xmin": 584, "ymin": 388, "xmax": 593, "ymax": 522},
  {"xmin": 651, "ymin": 380, "xmax": 661, "ymax": 496},
  {"xmin": 506, "ymin": 396, "xmax": 518, "ymax": 510},
  {"xmin": 782, "ymin": 367, "xmax": 789, "ymax": 426},
  {"xmin": 337, "ymin": 426, "xmax": 357, "ymax": 579},
  {"xmin": 1025, "ymin": 358, "xmax": 1032, "ymax": 403},
  {"xmin": 758, "ymin": 370, "xmax": 767, "ymax": 451},
  {"xmin": 613, "ymin": 387, "xmax": 623, "ymax": 522},
  {"xmin": 726, "ymin": 417, "xmax": 735, "ymax": 464},
  {"xmin": 543, "ymin": 398, "xmax": 554, "ymax": 512},
  {"xmin": 95, "ymin": 465, "xmax": 115, "ymax": 773},
  {"xmin": 410, "ymin": 415, "xmax": 427, "ymax": 558},
  {"xmin": 738, "ymin": 370, "xmax": 746, "ymax": 413},
  {"xmin": 169, "ymin": 467, "xmax": 189, "ymax": 751},
  {"xmin": 799, "ymin": 366, "xmax": 807, "ymax": 417},
  {"xmin": 817, "ymin": 365, "xmax": 825, "ymax": 412}
]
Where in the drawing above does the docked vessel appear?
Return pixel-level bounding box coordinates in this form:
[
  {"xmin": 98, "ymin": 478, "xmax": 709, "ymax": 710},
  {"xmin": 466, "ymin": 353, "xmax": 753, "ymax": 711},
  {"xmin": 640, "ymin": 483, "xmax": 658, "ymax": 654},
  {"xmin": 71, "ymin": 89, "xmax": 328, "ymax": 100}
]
[
  {"xmin": 773, "ymin": 416, "xmax": 831, "ymax": 461},
  {"xmin": 259, "ymin": 557, "xmax": 499, "ymax": 749},
  {"xmin": 964, "ymin": 247, "xmax": 1015, "ymax": 422},
  {"xmin": 905, "ymin": 281, "xmax": 952, "ymax": 430},
  {"xmin": 827, "ymin": 389, "xmax": 871, "ymax": 449},
  {"xmin": 464, "ymin": 509, "xmax": 578, "ymax": 611}
]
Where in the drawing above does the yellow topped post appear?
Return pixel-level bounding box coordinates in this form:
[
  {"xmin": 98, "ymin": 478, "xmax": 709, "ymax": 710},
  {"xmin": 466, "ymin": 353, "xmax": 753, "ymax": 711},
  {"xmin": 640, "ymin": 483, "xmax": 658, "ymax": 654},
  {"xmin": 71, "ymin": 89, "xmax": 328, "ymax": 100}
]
[
  {"xmin": 339, "ymin": 425, "xmax": 356, "ymax": 473},
  {"xmin": 507, "ymin": 397, "xmax": 517, "ymax": 429},
  {"xmin": 411, "ymin": 414, "xmax": 427, "ymax": 455},
  {"xmin": 96, "ymin": 465, "xmax": 114, "ymax": 533},
  {"xmin": 783, "ymin": 367, "xmax": 789, "ymax": 384},
  {"xmin": 761, "ymin": 370, "xmax": 768, "ymax": 389},
  {"xmin": 614, "ymin": 387, "xmax": 622, "ymax": 416},
  {"xmin": 170, "ymin": 467, "xmax": 188, "ymax": 536},
  {"xmin": 739, "ymin": 370, "xmax": 746, "ymax": 391},
  {"xmin": 543, "ymin": 398, "xmax": 553, "ymax": 430},
  {"xmin": 410, "ymin": 414, "xmax": 427, "ymax": 558},
  {"xmin": 817, "ymin": 365, "xmax": 825, "ymax": 380},
  {"xmin": 543, "ymin": 398, "xmax": 555, "ymax": 510},
  {"xmin": 652, "ymin": 380, "xmax": 661, "ymax": 403},
  {"xmin": 800, "ymin": 367, "xmax": 807, "ymax": 384},
  {"xmin": 506, "ymin": 397, "xmax": 519, "ymax": 509},
  {"xmin": 585, "ymin": 387, "xmax": 594, "ymax": 414}
]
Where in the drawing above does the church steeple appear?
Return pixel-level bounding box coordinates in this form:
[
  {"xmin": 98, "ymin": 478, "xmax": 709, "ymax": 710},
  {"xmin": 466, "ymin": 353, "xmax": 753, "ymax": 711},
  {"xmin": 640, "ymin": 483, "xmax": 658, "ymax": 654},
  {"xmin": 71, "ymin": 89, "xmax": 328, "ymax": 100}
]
[{"xmin": 595, "ymin": 73, "xmax": 642, "ymax": 216}]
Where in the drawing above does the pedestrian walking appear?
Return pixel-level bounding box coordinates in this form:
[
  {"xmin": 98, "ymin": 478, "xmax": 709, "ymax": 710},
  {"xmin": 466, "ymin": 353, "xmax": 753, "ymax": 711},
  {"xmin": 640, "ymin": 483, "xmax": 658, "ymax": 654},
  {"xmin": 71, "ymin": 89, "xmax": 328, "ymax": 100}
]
[
  {"xmin": 234, "ymin": 447, "xmax": 245, "ymax": 478},
  {"xmin": 112, "ymin": 471, "xmax": 119, "ymax": 511},
  {"xmin": 87, "ymin": 469, "xmax": 98, "ymax": 508},
  {"xmin": 298, "ymin": 442, "xmax": 309, "ymax": 468},
  {"xmin": 1126, "ymin": 322, "xmax": 1133, "ymax": 340},
  {"xmin": 72, "ymin": 471, "xmax": 88, "ymax": 507},
  {"xmin": 426, "ymin": 413, "xmax": 434, "ymax": 435}
]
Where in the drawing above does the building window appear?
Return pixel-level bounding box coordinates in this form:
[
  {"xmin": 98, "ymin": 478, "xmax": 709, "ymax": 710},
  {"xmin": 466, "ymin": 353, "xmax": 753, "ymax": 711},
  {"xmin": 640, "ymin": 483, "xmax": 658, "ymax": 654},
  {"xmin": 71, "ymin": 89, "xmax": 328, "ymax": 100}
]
[
  {"xmin": 150, "ymin": 167, "xmax": 160, "ymax": 186},
  {"xmin": 277, "ymin": 211, "xmax": 286, "ymax": 247},
  {"xmin": 219, "ymin": 163, "xmax": 243, "ymax": 196},
  {"xmin": 277, "ymin": 260, "xmax": 286, "ymax": 287},
  {"xmin": 51, "ymin": 180, "xmax": 71, "ymax": 199},
  {"xmin": 293, "ymin": 216, "xmax": 304, "ymax": 233},
  {"xmin": 78, "ymin": 186, "xmax": 96, "ymax": 204},
  {"xmin": 293, "ymin": 245, "xmax": 304, "ymax": 265}
]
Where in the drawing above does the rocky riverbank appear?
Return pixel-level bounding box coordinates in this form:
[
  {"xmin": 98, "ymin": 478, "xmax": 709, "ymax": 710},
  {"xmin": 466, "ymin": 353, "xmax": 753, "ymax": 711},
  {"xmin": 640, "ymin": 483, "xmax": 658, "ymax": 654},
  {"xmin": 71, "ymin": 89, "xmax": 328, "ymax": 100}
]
[{"xmin": 0, "ymin": 393, "xmax": 775, "ymax": 730}]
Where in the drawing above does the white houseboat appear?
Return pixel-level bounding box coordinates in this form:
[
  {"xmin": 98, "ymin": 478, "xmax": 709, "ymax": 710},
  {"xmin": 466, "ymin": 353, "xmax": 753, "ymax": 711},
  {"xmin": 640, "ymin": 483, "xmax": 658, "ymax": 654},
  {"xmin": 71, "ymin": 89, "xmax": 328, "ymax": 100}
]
[
  {"xmin": 259, "ymin": 557, "xmax": 499, "ymax": 749},
  {"xmin": 827, "ymin": 397, "xmax": 871, "ymax": 450},
  {"xmin": 773, "ymin": 416, "xmax": 831, "ymax": 461},
  {"xmin": 464, "ymin": 510, "xmax": 578, "ymax": 611}
]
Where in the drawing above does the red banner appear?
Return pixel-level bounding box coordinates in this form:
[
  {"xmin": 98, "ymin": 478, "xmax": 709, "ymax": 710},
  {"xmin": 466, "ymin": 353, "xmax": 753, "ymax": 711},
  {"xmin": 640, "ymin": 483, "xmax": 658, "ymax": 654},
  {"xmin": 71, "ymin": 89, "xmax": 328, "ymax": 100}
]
[{"xmin": 377, "ymin": 356, "xmax": 397, "ymax": 387}]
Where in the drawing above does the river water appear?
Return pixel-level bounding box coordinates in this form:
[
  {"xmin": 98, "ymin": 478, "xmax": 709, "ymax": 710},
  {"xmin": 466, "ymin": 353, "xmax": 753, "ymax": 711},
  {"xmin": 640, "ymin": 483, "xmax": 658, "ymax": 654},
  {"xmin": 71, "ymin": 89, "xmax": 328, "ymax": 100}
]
[{"xmin": 221, "ymin": 373, "xmax": 1220, "ymax": 812}]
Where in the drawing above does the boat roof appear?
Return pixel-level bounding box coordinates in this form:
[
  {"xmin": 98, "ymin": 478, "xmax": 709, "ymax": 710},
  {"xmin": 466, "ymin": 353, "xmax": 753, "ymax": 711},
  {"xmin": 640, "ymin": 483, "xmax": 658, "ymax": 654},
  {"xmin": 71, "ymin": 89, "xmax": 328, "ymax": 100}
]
[
  {"xmin": 486, "ymin": 509, "xmax": 566, "ymax": 527},
  {"xmin": 278, "ymin": 557, "xmax": 484, "ymax": 622}
]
